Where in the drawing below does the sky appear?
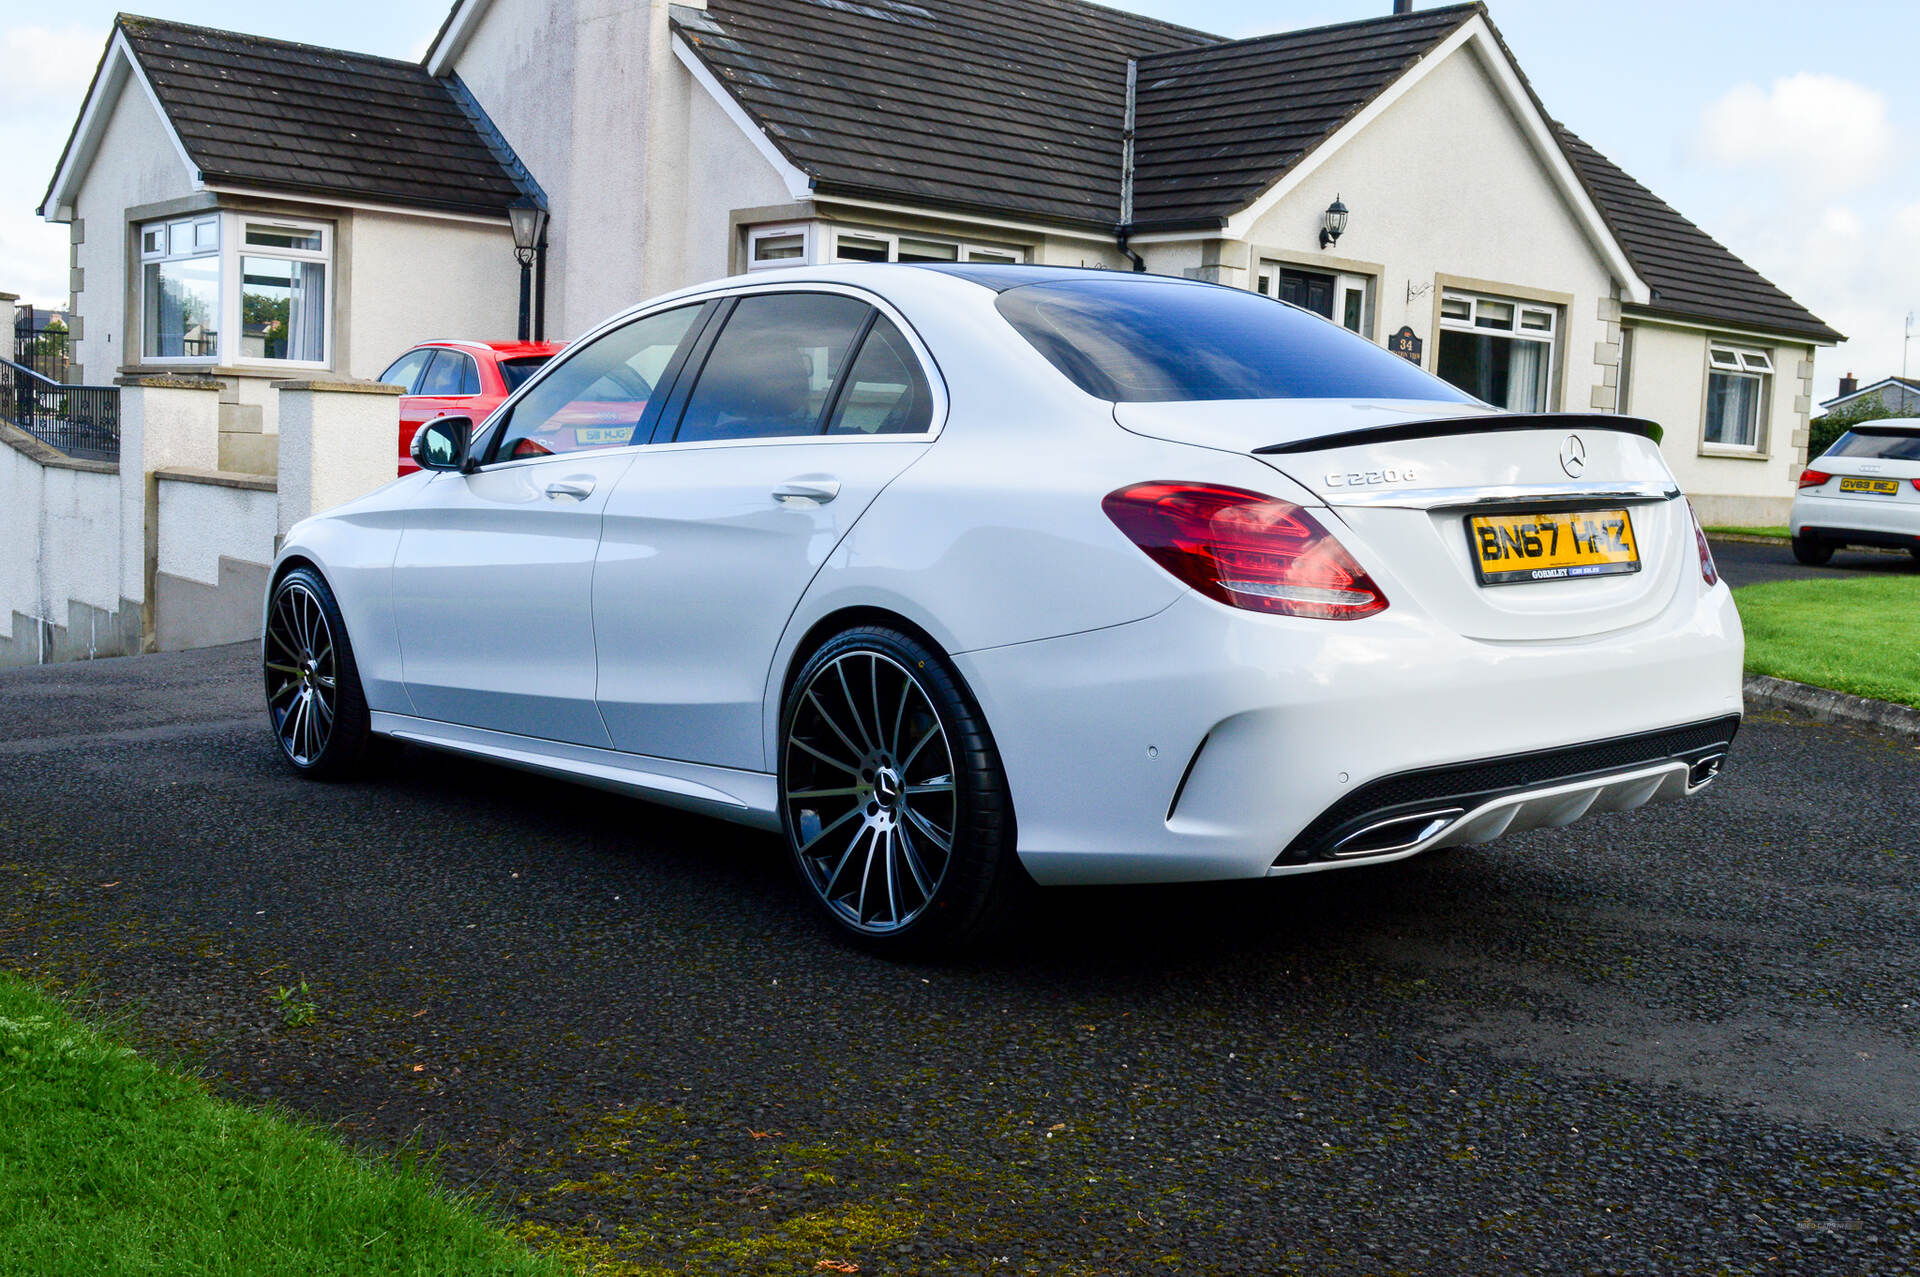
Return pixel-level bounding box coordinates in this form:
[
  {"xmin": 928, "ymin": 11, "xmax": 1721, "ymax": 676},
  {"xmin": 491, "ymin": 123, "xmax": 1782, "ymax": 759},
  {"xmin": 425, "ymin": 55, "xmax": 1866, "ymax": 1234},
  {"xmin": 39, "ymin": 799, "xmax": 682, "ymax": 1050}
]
[{"xmin": 2, "ymin": 0, "xmax": 1913, "ymax": 399}]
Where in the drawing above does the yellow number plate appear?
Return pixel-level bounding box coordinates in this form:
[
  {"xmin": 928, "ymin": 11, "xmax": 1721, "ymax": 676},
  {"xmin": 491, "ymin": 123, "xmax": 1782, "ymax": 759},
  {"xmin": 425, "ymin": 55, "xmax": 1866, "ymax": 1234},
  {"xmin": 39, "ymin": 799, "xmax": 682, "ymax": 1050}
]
[
  {"xmin": 1467, "ymin": 508, "xmax": 1640, "ymax": 586},
  {"xmin": 1839, "ymin": 477, "xmax": 1900, "ymax": 495}
]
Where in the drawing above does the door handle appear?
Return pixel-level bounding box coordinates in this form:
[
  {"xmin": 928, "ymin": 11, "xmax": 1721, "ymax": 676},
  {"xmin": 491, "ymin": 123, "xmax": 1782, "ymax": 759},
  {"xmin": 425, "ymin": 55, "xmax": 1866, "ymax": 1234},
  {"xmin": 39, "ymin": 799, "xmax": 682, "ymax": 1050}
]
[
  {"xmin": 544, "ymin": 479, "xmax": 595, "ymax": 502},
  {"xmin": 772, "ymin": 478, "xmax": 841, "ymax": 505}
]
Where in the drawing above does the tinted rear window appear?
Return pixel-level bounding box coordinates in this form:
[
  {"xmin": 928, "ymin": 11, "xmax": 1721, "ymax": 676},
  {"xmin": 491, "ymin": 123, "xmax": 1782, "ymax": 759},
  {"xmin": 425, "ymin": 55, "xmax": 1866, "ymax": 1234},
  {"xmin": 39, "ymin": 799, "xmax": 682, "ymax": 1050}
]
[
  {"xmin": 995, "ymin": 278, "xmax": 1475, "ymax": 404},
  {"xmin": 499, "ymin": 356, "xmax": 552, "ymax": 391},
  {"xmin": 1825, "ymin": 429, "xmax": 1920, "ymax": 461}
]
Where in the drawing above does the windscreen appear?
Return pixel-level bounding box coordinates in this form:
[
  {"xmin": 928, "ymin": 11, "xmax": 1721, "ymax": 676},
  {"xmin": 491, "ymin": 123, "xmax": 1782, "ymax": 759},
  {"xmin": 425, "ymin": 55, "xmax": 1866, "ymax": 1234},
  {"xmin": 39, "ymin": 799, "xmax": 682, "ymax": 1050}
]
[
  {"xmin": 499, "ymin": 356, "xmax": 552, "ymax": 391},
  {"xmin": 995, "ymin": 277, "xmax": 1476, "ymax": 404},
  {"xmin": 1824, "ymin": 428, "xmax": 1920, "ymax": 461}
]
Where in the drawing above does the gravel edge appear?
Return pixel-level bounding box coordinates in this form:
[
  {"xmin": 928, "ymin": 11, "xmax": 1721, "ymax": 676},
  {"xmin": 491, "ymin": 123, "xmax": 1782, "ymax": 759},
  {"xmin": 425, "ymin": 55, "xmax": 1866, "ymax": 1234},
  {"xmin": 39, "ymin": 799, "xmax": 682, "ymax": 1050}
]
[{"xmin": 1744, "ymin": 673, "xmax": 1920, "ymax": 739}]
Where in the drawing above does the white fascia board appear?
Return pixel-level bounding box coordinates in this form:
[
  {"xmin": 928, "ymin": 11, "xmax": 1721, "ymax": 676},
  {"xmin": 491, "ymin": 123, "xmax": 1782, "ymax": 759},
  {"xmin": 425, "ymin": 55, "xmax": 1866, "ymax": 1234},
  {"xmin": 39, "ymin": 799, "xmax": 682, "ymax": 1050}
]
[
  {"xmin": 1218, "ymin": 16, "xmax": 1650, "ymax": 307},
  {"xmin": 1622, "ymin": 307, "xmax": 1836, "ymax": 350},
  {"xmin": 819, "ymin": 195, "xmax": 1117, "ymax": 246},
  {"xmin": 205, "ymin": 185, "xmax": 511, "ymax": 227},
  {"xmin": 425, "ymin": 0, "xmax": 492, "ymax": 77},
  {"xmin": 42, "ymin": 30, "xmax": 202, "ymax": 220},
  {"xmin": 673, "ymin": 34, "xmax": 814, "ymax": 202}
]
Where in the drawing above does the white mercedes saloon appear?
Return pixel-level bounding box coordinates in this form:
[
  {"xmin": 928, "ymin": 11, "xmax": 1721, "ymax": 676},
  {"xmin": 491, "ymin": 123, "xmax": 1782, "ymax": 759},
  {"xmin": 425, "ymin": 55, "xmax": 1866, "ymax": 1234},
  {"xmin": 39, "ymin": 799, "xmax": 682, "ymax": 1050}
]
[
  {"xmin": 1789, "ymin": 420, "xmax": 1920, "ymax": 565},
  {"xmin": 265, "ymin": 264, "xmax": 1743, "ymax": 952}
]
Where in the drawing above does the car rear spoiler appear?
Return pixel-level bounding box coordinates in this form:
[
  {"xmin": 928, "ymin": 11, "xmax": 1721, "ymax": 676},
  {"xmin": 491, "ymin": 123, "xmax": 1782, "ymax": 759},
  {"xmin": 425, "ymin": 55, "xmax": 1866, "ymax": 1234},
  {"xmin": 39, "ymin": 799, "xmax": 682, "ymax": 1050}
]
[{"xmin": 1252, "ymin": 413, "xmax": 1664, "ymax": 455}]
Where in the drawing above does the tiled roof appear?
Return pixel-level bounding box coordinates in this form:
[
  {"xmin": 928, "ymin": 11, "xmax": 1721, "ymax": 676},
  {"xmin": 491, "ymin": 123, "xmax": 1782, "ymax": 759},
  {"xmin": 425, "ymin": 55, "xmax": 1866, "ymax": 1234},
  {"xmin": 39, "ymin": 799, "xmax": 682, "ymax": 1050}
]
[
  {"xmin": 116, "ymin": 14, "xmax": 526, "ymax": 217},
  {"xmin": 1129, "ymin": 5, "xmax": 1476, "ymax": 229},
  {"xmin": 674, "ymin": 0, "xmax": 1210, "ymax": 226},
  {"xmin": 1556, "ymin": 125, "xmax": 1842, "ymax": 343}
]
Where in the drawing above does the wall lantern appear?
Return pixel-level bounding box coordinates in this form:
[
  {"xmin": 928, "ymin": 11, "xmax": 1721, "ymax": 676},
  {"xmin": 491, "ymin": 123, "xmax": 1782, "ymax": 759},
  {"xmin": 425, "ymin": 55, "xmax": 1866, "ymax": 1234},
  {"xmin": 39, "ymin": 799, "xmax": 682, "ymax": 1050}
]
[
  {"xmin": 508, "ymin": 197, "xmax": 550, "ymax": 342},
  {"xmin": 1320, "ymin": 195, "xmax": 1349, "ymax": 249}
]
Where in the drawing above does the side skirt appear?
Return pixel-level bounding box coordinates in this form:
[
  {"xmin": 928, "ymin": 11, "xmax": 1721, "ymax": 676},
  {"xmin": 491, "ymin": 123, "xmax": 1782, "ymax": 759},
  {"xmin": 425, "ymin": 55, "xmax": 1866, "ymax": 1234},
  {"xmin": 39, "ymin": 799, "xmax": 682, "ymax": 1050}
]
[{"xmin": 368, "ymin": 711, "xmax": 781, "ymax": 831}]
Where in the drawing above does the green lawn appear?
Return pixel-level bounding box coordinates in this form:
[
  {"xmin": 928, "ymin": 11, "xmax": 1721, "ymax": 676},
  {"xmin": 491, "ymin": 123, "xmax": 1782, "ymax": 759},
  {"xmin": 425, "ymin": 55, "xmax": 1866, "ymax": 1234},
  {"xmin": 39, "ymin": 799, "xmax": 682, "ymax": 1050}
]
[
  {"xmin": 1707, "ymin": 525, "xmax": 1790, "ymax": 540},
  {"xmin": 1735, "ymin": 575, "xmax": 1920, "ymax": 708},
  {"xmin": 0, "ymin": 973, "xmax": 571, "ymax": 1277}
]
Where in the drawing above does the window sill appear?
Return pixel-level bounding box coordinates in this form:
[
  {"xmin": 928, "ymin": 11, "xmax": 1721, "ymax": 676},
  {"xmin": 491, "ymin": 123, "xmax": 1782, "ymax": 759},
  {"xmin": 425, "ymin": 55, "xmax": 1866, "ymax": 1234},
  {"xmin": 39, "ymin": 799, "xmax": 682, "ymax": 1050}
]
[
  {"xmin": 118, "ymin": 362, "xmax": 333, "ymax": 379},
  {"xmin": 1697, "ymin": 445, "xmax": 1770, "ymax": 461}
]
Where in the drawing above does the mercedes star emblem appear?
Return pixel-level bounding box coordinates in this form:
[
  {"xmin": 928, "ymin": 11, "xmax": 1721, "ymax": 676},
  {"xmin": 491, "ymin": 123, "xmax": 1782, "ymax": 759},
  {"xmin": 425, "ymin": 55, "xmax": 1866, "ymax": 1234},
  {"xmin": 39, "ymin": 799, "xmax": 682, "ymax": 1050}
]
[{"xmin": 1560, "ymin": 434, "xmax": 1587, "ymax": 478}]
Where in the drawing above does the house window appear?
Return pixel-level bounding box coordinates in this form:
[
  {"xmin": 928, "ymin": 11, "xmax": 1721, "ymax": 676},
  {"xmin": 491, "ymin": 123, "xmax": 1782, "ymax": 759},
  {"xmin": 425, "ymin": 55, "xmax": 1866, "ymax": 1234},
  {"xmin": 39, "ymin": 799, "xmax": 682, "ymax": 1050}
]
[
  {"xmin": 1703, "ymin": 345, "xmax": 1773, "ymax": 451},
  {"xmin": 1616, "ymin": 326, "xmax": 1634, "ymax": 415},
  {"xmin": 140, "ymin": 214, "xmax": 220, "ymax": 359},
  {"xmin": 1436, "ymin": 289, "xmax": 1557, "ymax": 412},
  {"xmin": 748, "ymin": 225, "xmax": 812, "ymax": 270},
  {"xmin": 828, "ymin": 227, "xmax": 1027, "ymax": 265},
  {"xmin": 138, "ymin": 213, "xmax": 332, "ymax": 365}
]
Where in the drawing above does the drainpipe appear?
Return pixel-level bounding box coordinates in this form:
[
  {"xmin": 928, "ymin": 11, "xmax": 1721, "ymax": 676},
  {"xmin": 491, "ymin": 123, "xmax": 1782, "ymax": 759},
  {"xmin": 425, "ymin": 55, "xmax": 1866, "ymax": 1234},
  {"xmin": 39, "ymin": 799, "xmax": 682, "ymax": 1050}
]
[{"xmin": 1116, "ymin": 59, "xmax": 1146, "ymax": 272}]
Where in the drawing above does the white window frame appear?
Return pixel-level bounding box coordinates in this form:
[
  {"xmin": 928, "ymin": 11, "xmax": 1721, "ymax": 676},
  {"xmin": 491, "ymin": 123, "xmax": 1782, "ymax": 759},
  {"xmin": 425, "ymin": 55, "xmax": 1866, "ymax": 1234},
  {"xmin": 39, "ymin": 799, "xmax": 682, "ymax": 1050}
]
[
  {"xmin": 825, "ymin": 225, "xmax": 1029, "ymax": 266},
  {"xmin": 137, "ymin": 213, "xmax": 221, "ymax": 364},
  {"xmin": 746, "ymin": 223, "xmax": 815, "ymax": 271},
  {"xmin": 136, "ymin": 210, "xmax": 334, "ymax": 369},
  {"xmin": 1437, "ymin": 288, "xmax": 1559, "ymax": 412},
  {"xmin": 1702, "ymin": 342, "xmax": 1773, "ymax": 455}
]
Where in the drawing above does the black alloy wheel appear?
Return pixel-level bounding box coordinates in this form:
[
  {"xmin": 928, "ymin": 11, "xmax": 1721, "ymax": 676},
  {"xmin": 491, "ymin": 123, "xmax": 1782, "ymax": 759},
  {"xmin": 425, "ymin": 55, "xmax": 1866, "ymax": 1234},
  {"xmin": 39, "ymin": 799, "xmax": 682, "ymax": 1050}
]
[{"xmin": 780, "ymin": 625, "xmax": 1023, "ymax": 954}]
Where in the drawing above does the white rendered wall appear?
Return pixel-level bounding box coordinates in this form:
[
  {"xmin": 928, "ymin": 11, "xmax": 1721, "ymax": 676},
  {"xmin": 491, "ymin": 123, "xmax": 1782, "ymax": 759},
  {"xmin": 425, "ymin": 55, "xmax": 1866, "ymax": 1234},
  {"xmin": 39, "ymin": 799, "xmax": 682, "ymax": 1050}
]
[
  {"xmin": 1625, "ymin": 321, "xmax": 1812, "ymax": 523},
  {"xmin": 0, "ymin": 439, "xmax": 124, "ymax": 649},
  {"xmin": 156, "ymin": 477, "xmax": 276, "ymax": 589},
  {"xmin": 343, "ymin": 210, "xmax": 521, "ymax": 377},
  {"xmin": 67, "ymin": 79, "xmax": 200, "ymax": 382},
  {"xmin": 1233, "ymin": 42, "xmax": 1617, "ymax": 413}
]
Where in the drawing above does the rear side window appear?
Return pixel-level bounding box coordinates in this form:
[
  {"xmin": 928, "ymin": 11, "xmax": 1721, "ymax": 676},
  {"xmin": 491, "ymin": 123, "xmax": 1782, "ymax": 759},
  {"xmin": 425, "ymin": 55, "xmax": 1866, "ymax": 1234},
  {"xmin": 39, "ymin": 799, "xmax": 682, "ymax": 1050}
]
[
  {"xmin": 995, "ymin": 277, "xmax": 1475, "ymax": 404},
  {"xmin": 826, "ymin": 316, "xmax": 932, "ymax": 435},
  {"xmin": 499, "ymin": 356, "xmax": 551, "ymax": 391},
  {"xmin": 418, "ymin": 350, "xmax": 480, "ymax": 397},
  {"xmin": 1824, "ymin": 429, "xmax": 1920, "ymax": 461},
  {"xmin": 675, "ymin": 293, "xmax": 870, "ymax": 443}
]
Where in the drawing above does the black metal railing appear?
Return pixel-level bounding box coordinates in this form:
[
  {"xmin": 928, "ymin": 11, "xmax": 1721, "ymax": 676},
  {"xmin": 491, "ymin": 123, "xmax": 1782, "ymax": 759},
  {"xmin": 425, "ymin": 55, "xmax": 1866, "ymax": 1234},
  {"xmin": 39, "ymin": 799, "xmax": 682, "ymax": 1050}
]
[
  {"xmin": 0, "ymin": 356, "xmax": 119, "ymax": 462},
  {"xmin": 13, "ymin": 305, "xmax": 73, "ymax": 383}
]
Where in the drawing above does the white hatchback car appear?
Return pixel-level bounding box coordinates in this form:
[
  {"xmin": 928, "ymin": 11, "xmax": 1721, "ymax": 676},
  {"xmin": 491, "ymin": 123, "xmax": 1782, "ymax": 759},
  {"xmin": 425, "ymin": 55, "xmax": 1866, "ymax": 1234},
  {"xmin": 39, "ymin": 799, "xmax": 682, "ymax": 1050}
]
[
  {"xmin": 266, "ymin": 265, "xmax": 1743, "ymax": 952},
  {"xmin": 1789, "ymin": 421, "xmax": 1920, "ymax": 565}
]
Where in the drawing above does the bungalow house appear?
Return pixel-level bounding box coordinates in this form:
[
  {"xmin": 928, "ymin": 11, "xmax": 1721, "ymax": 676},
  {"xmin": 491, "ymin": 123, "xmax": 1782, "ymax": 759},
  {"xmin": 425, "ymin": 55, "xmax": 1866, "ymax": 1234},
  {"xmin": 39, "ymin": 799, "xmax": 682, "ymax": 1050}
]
[
  {"xmin": 35, "ymin": 0, "xmax": 1839, "ymax": 523},
  {"xmin": 1819, "ymin": 375, "xmax": 1920, "ymax": 419}
]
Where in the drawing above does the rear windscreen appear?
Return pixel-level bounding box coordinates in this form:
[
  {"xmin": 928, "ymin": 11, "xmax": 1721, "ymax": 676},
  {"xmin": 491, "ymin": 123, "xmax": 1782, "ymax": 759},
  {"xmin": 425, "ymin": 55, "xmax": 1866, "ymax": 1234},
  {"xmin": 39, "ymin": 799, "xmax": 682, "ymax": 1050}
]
[
  {"xmin": 1824, "ymin": 429, "xmax": 1920, "ymax": 461},
  {"xmin": 499, "ymin": 356, "xmax": 552, "ymax": 391},
  {"xmin": 994, "ymin": 277, "xmax": 1476, "ymax": 404}
]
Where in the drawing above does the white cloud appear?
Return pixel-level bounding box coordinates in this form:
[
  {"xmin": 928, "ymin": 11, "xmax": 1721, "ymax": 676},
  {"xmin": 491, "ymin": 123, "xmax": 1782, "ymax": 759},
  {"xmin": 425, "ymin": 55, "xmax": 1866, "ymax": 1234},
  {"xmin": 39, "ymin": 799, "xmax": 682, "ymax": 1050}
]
[
  {"xmin": 0, "ymin": 25, "xmax": 105, "ymax": 306},
  {"xmin": 1697, "ymin": 73, "xmax": 1893, "ymax": 191}
]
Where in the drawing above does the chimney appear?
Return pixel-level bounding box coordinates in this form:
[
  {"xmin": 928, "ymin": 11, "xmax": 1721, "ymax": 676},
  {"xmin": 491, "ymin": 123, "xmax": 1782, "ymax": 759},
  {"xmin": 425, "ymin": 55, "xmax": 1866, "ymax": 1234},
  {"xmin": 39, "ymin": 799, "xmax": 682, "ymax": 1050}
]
[
  {"xmin": 1393, "ymin": 0, "xmax": 1414, "ymax": 12},
  {"xmin": 1839, "ymin": 372, "xmax": 1858, "ymax": 397}
]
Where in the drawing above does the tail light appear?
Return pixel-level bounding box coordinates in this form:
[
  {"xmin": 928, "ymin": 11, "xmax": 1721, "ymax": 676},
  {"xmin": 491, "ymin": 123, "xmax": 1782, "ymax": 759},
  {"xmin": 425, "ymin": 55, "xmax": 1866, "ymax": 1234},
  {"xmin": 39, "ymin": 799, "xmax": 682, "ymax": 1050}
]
[
  {"xmin": 1687, "ymin": 499, "xmax": 1718, "ymax": 587},
  {"xmin": 1797, "ymin": 469, "xmax": 1831, "ymax": 489},
  {"xmin": 1102, "ymin": 482, "xmax": 1388, "ymax": 620}
]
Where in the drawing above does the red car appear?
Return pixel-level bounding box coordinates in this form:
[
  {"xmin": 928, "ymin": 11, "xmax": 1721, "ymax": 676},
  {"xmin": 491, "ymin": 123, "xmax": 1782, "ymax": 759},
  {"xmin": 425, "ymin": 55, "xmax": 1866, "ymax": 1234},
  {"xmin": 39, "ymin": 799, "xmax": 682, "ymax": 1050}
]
[{"xmin": 381, "ymin": 340, "xmax": 563, "ymax": 475}]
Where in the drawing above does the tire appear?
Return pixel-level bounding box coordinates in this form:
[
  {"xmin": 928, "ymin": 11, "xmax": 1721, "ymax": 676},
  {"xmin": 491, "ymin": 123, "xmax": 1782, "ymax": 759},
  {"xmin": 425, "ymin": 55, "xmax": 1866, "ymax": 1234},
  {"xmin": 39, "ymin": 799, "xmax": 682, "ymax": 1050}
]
[
  {"xmin": 778, "ymin": 625, "xmax": 1024, "ymax": 955},
  {"xmin": 1791, "ymin": 535, "xmax": 1834, "ymax": 566},
  {"xmin": 263, "ymin": 565, "xmax": 377, "ymax": 779}
]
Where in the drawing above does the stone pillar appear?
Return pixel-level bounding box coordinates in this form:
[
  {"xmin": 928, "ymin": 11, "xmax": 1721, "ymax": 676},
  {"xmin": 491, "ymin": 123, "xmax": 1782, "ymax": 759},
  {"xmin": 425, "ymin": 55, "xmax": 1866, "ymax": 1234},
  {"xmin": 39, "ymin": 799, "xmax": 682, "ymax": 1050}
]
[
  {"xmin": 114, "ymin": 374, "xmax": 224, "ymax": 650},
  {"xmin": 275, "ymin": 379, "xmax": 405, "ymax": 538},
  {"xmin": 0, "ymin": 292, "xmax": 17, "ymax": 355}
]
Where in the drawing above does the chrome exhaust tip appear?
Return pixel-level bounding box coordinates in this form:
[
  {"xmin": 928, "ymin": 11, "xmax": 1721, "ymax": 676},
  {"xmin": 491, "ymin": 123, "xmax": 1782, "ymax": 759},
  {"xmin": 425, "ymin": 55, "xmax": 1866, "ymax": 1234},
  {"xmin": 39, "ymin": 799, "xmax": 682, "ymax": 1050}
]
[
  {"xmin": 1686, "ymin": 752, "xmax": 1726, "ymax": 791},
  {"xmin": 1330, "ymin": 808, "xmax": 1464, "ymax": 859}
]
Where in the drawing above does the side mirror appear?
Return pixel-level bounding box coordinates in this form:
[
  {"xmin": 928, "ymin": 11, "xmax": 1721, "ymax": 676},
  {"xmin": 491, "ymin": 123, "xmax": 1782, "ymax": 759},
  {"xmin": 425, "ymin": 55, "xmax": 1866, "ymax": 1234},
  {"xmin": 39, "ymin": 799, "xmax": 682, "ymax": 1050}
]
[{"xmin": 410, "ymin": 416, "xmax": 474, "ymax": 473}]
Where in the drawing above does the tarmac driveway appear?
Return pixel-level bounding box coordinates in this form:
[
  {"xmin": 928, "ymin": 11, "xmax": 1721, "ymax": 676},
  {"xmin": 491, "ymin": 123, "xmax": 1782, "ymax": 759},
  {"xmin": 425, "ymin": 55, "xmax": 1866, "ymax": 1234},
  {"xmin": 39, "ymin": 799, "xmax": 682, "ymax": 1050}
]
[
  {"xmin": 3, "ymin": 643, "xmax": 1918, "ymax": 1274},
  {"xmin": 1712, "ymin": 535, "xmax": 1919, "ymax": 588}
]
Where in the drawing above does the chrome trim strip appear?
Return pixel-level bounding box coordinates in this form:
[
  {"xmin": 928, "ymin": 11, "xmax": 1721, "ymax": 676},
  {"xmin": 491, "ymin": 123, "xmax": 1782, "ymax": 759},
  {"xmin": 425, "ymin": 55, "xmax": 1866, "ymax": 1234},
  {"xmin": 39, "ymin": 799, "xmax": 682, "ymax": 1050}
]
[{"xmin": 1325, "ymin": 480, "xmax": 1682, "ymax": 510}]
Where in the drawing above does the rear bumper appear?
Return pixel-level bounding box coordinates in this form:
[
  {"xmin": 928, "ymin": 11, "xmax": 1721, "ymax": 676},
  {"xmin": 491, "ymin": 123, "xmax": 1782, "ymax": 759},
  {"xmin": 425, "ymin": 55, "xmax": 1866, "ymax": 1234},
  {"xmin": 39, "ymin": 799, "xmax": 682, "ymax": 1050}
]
[
  {"xmin": 1790, "ymin": 492, "xmax": 1920, "ymax": 544},
  {"xmin": 956, "ymin": 576, "xmax": 1743, "ymax": 886}
]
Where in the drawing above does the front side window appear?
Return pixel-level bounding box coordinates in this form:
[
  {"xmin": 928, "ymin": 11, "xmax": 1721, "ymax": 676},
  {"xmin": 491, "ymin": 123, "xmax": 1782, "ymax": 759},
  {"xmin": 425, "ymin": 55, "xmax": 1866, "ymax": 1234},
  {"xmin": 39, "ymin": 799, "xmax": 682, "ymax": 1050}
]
[
  {"xmin": 1703, "ymin": 345, "xmax": 1772, "ymax": 451},
  {"xmin": 139, "ymin": 213, "xmax": 331, "ymax": 364},
  {"xmin": 494, "ymin": 305, "xmax": 703, "ymax": 461},
  {"xmin": 379, "ymin": 348, "xmax": 433, "ymax": 392},
  {"xmin": 674, "ymin": 293, "xmax": 871, "ymax": 443},
  {"xmin": 141, "ymin": 215, "xmax": 220, "ymax": 359},
  {"xmin": 1435, "ymin": 289, "xmax": 1557, "ymax": 412},
  {"xmin": 996, "ymin": 277, "xmax": 1472, "ymax": 404}
]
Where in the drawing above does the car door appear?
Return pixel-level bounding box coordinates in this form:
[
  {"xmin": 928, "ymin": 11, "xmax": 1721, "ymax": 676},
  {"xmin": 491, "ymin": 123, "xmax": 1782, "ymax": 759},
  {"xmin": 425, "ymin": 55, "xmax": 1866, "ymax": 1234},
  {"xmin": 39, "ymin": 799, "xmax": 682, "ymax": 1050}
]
[
  {"xmin": 389, "ymin": 303, "xmax": 711, "ymax": 745},
  {"xmin": 594, "ymin": 287, "xmax": 940, "ymax": 769}
]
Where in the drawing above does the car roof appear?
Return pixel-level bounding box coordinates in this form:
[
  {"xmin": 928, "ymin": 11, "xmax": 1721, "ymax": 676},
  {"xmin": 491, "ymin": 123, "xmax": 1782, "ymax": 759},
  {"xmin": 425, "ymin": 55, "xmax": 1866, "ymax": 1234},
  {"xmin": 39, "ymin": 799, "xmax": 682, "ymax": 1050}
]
[
  {"xmin": 1846, "ymin": 419, "xmax": 1920, "ymax": 435},
  {"xmin": 411, "ymin": 339, "xmax": 565, "ymax": 357}
]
